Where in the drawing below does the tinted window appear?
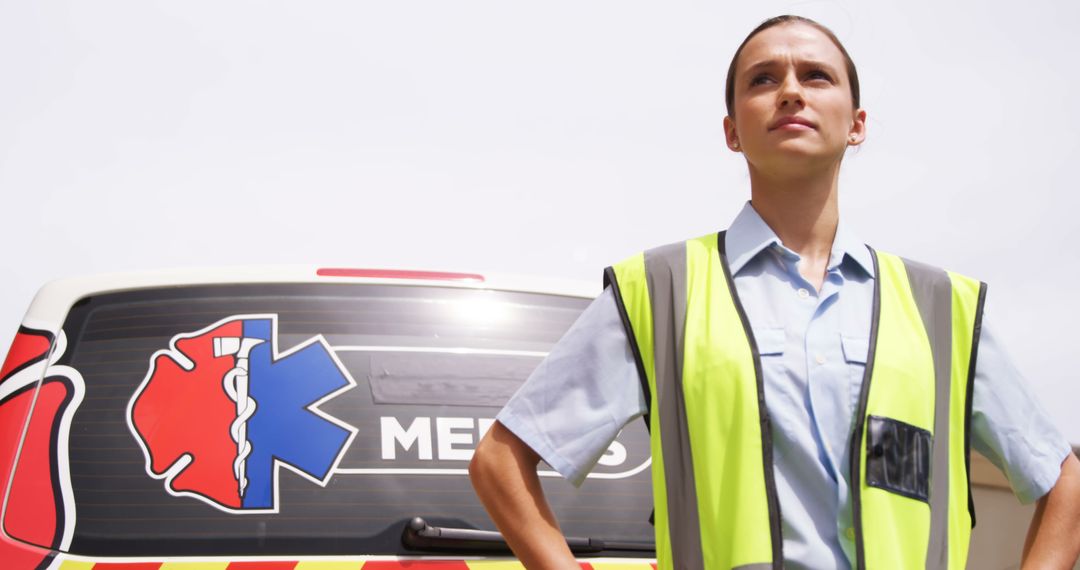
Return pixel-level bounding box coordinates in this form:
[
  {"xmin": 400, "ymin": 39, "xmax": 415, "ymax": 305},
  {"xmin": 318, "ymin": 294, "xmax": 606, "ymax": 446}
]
[{"xmin": 40, "ymin": 283, "xmax": 651, "ymax": 556}]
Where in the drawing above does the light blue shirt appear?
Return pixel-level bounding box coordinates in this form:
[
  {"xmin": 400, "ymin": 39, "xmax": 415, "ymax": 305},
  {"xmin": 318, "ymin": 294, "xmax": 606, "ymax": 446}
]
[{"xmin": 497, "ymin": 202, "xmax": 1073, "ymax": 569}]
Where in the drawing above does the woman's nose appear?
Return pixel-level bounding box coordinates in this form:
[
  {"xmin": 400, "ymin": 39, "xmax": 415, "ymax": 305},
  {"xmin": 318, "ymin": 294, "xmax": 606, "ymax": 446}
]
[{"xmin": 777, "ymin": 74, "xmax": 805, "ymax": 109}]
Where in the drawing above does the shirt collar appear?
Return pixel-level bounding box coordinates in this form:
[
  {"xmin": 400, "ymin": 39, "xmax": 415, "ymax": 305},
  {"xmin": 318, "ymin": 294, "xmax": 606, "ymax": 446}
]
[{"xmin": 725, "ymin": 201, "xmax": 875, "ymax": 278}]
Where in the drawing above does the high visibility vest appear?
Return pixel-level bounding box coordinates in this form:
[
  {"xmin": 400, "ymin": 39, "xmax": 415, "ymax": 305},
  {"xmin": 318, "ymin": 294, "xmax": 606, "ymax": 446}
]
[{"xmin": 604, "ymin": 232, "xmax": 986, "ymax": 570}]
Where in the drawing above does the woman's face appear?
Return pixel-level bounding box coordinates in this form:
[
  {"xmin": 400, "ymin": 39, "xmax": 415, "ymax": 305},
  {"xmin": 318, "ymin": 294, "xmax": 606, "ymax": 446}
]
[{"xmin": 723, "ymin": 23, "xmax": 866, "ymax": 175}]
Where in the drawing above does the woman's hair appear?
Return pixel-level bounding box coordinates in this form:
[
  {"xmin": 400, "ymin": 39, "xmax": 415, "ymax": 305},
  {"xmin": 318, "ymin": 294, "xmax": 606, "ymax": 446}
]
[{"xmin": 724, "ymin": 15, "xmax": 860, "ymax": 117}]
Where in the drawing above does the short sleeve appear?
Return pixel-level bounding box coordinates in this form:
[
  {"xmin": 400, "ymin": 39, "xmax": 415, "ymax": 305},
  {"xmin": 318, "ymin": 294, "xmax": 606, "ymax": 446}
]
[
  {"xmin": 970, "ymin": 308, "xmax": 1073, "ymax": 504},
  {"xmin": 496, "ymin": 287, "xmax": 646, "ymax": 487}
]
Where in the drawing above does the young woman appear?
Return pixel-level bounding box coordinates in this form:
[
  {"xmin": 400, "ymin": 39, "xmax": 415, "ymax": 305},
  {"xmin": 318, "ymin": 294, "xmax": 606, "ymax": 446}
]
[{"xmin": 470, "ymin": 15, "xmax": 1080, "ymax": 570}]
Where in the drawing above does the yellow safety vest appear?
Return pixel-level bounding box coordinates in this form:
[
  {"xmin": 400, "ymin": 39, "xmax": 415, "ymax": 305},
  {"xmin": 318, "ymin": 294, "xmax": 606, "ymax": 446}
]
[{"xmin": 605, "ymin": 232, "xmax": 986, "ymax": 570}]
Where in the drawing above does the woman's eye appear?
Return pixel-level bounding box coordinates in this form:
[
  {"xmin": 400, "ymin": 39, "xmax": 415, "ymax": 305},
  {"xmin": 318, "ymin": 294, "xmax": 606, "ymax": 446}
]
[
  {"xmin": 806, "ymin": 70, "xmax": 832, "ymax": 82},
  {"xmin": 750, "ymin": 74, "xmax": 773, "ymax": 86}
]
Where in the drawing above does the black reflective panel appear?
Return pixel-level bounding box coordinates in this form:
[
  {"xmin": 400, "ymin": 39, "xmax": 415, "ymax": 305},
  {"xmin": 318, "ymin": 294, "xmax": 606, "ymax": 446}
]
[{"xmin": 865, "ymin": 415, "xmax": 932, "ymax": 503}]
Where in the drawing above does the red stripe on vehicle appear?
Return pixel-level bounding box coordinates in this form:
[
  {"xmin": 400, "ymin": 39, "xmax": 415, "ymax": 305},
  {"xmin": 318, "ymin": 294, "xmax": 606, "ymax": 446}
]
[
  {"xmin": 316, "ymin": 268, "xmax": 484, "ymax": 283},
  {"xmin": 227, "ymin": 562, "xmax": 300, "ymax": 569},
  {"xmin": 362, "ymin": 562, "xmax": 470, "ymax": 570},
  {"xmin": 1, "ymin": 329, "xmax": 52, "ymax": 383}
]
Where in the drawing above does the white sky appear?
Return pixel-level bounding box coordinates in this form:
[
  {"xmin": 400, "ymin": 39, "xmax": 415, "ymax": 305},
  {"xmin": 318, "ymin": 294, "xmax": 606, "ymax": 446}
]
[{"xmin": 2, "ymin": 1, "xmax": 1078, "ymax": 444}]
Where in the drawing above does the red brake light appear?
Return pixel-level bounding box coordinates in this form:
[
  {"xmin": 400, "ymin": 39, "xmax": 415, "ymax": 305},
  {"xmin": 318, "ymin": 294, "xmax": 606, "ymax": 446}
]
[{"xmin": 316, "ymin": 268, "xmax": 485, "ymax": 283}]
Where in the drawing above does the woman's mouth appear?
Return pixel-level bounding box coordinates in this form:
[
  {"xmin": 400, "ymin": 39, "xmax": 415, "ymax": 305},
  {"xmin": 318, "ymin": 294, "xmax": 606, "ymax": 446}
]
[{"xmin": 769, "ymin": 116, "xmax": 816, "ymax": 131}]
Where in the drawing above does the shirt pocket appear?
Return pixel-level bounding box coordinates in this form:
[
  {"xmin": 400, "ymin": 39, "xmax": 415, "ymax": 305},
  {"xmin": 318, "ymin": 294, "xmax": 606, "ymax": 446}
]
[
  {"xmin": 841, "ymin": 334, "xmax": 870, "ymax": 412},
  {"xmin": 753, "ymin": 327, "xmax": 786, "ymax": 357}
]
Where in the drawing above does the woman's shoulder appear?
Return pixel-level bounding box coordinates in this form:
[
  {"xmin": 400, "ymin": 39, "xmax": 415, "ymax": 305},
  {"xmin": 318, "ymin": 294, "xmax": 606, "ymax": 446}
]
[{"xmin": 870, "ymin": 247, "xmax": 984, "ymax": 286}]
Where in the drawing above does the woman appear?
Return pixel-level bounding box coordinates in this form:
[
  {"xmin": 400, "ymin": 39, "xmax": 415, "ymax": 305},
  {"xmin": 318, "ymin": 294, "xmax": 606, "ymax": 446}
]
[{"xmin": 470, "ymin": 15, "xmax": 1080, "ymax": 569}]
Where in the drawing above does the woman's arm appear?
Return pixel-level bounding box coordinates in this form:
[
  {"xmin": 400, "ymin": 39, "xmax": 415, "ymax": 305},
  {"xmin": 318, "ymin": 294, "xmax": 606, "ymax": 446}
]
[
  {"xmin": 1022, "ymin": 452, "xmax": 1080, "ymax": 569},
  {"xmin": 469, "ymin": 420, "xmax": 580, "ymax": 570}
]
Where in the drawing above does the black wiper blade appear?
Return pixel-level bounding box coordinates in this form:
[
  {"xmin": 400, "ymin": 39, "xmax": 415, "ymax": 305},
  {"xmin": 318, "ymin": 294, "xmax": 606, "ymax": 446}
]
[{"xmin": 402, "ymin": 517, "xmax": 655, "ymax": 554}]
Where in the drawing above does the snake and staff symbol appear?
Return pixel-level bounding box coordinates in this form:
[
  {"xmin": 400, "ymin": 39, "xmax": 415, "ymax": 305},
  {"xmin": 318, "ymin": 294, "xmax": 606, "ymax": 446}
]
[{"xmin": 213, "ymin": 336, "xmax": 263, "ymax": 499}]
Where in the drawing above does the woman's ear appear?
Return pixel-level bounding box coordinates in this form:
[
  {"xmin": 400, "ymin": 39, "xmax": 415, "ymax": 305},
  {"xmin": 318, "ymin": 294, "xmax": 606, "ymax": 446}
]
[
  {"xmin": 723, "ymin": 115, "xmax": 741, "ymax": 152},
  {"xmin": 848, "ymin": 108, "xmax": 868, "ymax": 146}
]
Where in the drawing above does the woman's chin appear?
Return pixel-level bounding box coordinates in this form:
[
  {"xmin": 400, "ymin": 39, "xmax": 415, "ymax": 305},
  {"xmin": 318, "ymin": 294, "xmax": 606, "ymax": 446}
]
[{"xmin": 749, "ymin": 147, "xmax": 842, "ymax": 177}]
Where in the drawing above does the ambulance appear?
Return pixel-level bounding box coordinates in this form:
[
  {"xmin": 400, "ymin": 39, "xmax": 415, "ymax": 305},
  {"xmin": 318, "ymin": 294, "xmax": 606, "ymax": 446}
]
[{"xmin": 0, "ymin": 267, "xmax": 655, "ymax": 569}]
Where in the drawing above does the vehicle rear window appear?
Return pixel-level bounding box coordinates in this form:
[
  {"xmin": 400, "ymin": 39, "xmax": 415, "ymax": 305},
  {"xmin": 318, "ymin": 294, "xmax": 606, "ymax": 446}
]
[{"xmin": 27, "ymin": 283, "xmax": 651, "ymax": 556}]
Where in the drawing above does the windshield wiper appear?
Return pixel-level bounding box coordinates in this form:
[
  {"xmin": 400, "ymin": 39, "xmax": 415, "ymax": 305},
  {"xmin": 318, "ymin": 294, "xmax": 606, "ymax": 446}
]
[{"xmin": 402, "ymin": 517, "xmax": 655, "ymax": 554}]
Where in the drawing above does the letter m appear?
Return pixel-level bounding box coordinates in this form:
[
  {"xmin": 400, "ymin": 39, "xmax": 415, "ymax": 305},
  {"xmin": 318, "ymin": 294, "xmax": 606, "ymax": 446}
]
[{"xmin": 380, "ymin": 417, "xmax": 432, "ymax": 460}]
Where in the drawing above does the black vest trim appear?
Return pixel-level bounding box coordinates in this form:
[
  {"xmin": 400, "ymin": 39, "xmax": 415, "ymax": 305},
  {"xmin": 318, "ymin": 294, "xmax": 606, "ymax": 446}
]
[
  {"xmin": 850, "ymin": 245, "xmax": 883, "ymax": 570},
  {"xmin": 964, "ymin": 282, "xmax": 988, "ymax": 528},
  {"xmin": 716, "ymin": 231, "xmax": 785, "ymax": 570}
]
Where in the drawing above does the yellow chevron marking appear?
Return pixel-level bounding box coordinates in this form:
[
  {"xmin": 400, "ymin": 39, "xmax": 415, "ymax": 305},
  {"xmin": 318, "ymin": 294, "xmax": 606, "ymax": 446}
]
[
  {"xmin": 58, "ymin": 562, "xmax": 95, "ymax": 570},
  {"xmin": 295, "ymin": 562, "xmax": 365, "ymax": 569},
  {"xmin": 159, "ymin": 563, "xmax": 229, "ymax": 569},
  {"xmin": 464, "ymin": 562, "xmax": 526, "ymax": 570}
]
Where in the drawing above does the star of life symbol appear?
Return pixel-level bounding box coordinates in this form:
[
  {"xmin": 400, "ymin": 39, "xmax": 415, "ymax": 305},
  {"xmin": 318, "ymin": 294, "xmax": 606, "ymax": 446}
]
[{"xmin": 127, "ymin": 314, "xmax": 357, "ymax": 513}]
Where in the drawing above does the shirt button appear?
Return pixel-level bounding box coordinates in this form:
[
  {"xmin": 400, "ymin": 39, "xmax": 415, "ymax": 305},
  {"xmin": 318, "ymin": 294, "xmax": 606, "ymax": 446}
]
[
  {"xmin": 845, "ymin": 527, "xmax": 856, "ymax": 541},
  {"xmin": 815, "ymin": 354, "xmax": 826, "ymax": 365},
  {"xmin": 797, "ymin": 288, "xmax": 810, "ymax": 299}
]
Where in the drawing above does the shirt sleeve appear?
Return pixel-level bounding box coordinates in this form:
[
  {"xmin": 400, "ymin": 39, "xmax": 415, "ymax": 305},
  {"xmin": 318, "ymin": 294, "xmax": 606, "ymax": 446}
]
[
  {"xmin": 496, "ymin": 286, "xmax": 646, "ymax": 487},
  {"xmin": 970, "ymin": 305, "xmax": 1073, "ymax": 504}
]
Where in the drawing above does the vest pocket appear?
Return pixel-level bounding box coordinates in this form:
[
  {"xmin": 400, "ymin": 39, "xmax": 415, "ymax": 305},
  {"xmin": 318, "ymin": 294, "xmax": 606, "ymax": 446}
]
[{"xmin": 865, "ymin": 415, "xmax": 932, "ymax": 502}]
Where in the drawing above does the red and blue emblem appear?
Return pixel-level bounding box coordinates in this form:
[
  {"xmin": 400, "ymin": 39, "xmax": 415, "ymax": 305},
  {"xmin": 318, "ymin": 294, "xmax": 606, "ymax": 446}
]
[{"xmin": 127, "ymin": 314, "xmax": 357, "ymax": 513}]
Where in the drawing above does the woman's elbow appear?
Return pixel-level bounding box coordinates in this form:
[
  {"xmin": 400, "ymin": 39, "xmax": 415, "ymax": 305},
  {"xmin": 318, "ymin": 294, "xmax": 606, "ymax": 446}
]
[
  {"xmin": 469, "ymin": 421, "xmax": 509, "ymax": 494},
  {"xmin": 469, "ymin": 421, "xmax": 538, "ymax": 494},
  {"xmin": 469, "ymin": 431, "xmax": 494, "ymax": 489}
]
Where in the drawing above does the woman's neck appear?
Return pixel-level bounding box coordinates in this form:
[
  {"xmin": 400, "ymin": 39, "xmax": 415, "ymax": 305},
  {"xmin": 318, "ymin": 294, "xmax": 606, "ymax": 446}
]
[{"xmin": 747, "ymin": 164, "xmax": 840, "ymax": 290}]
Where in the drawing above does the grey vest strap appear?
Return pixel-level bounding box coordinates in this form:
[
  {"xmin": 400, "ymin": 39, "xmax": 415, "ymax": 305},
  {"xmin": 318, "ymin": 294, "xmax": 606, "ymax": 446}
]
[
  {"xmin": 902, "ymin": 258, "xmax": 954, "ymax": 570},
  {"xmin": 643, "ymin": 242, "xmax": 704, "ymax": 570}
]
